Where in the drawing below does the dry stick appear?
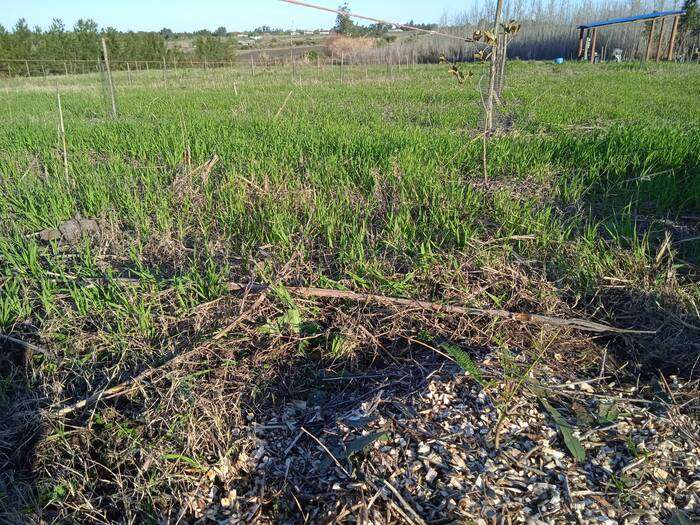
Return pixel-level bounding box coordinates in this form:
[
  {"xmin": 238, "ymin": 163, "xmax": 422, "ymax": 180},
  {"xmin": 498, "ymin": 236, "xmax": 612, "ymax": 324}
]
[
  {"xmin": 213, "ymin": 292, "xmax": 267, "ymax": 341},
  {"xmin": 300, "ymin": 427, "xmax": 351, "ymax": 478},
  {"xmin": 380, "ymin": 478, "xmax": 427, "ymax": 525},
  {"xmin": 364, "ymin": 478, "xmax": 417, "ymax": 525},
  {"xmin": 496, "ymin": 32, "xmax": 509, "ymax": 99},
  {"xmin": 101, "ymin": 38, "xmax": 117, "ymax": 118},
  {"xmin": 274, "ymin": 90, "xmax": 294, "ymax": 118},
  {"xmin": 55, "ymin": 301, "xmax": 254, "ymax": 418},
  {"xmin": 224, "ymin": 282, "xmax": 650, "ymax": 334},
  {"xmin": 56, "ymin": 89, "xmax": 69, "ymax": 180},
  {"xmin": 84, "ymin": 277, "xmax": 651, "ymax": 335},
  {"xmin": 476, "ymin": 74, "xmax": 489, "ymax": 181}
]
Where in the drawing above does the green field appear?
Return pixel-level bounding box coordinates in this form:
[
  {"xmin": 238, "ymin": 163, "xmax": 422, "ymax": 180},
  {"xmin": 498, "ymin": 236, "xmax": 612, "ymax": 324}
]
[{"xmin": 1, "ymin": 62, "xmax": 699, "ymax": 521}]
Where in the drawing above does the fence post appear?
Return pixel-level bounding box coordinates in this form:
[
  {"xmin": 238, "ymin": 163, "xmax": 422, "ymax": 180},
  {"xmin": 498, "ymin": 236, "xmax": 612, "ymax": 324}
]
[
  {"xmin": 162, "ymin": 56, "xmax": 167, "ymax": 87},
  {"xmin": 340, "ymin": 53, "xmax": 344, "ymax": 83},
  {"xmin": 56, "ymin": 89, "xmax": 69, "ymax": 181},
  {"xmin": 644, "ymin": 19, "xmax": 656, "ymax": 61},
  {"xmin": 667, "ymin": 15, "xmax": 680, "ymax": 61},
  {"xmin": 655, "ymin": 18, "xmax": 666, "ymax": 62},
  {"xmin": 25, "ymin": 60, "xmax": 30, "ymax": 77},
  {"xmin": 101, "ymin": 38, "xmax": 118, "ymax": 118}
]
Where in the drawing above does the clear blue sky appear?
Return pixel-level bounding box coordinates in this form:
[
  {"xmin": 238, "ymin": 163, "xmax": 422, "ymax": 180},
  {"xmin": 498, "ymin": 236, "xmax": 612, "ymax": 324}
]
[{"xmin": 1, "ymin": 0, "xmax": 470, "ymax": 32}]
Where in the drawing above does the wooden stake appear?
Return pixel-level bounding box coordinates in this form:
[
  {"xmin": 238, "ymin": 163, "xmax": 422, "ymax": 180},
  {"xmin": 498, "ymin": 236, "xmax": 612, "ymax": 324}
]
[
  {"xmin": 497, "ymin": 32, "xmax": 509, "ymax": 97},
  {"xmin": 589, "ymin": 28, "xmax": 597, "ymax": 63},
  {"xmin": 656, "ymin": 18, "xmax": 666, "ymax": 62},
  {"xmin": 577, "ymin": 27, "xmax": 585, "ymax": 59},
  {"xmin": 645, "ymin": 19, "xmax": 656, "ymax": 61},
  {"xmin": 274, "ymin": 90, "xmax": 293, "ymax": 118},
  {"xmin": 101, "ymin": 38, "xmax": 117, "ymax": 118},
  {"xmin": 56, "ymin": 89, "xmax": 69, "ymax": 180},
  {"xmin": 667, "ymin": 15, "xmax": 680, "ymax": 61}
]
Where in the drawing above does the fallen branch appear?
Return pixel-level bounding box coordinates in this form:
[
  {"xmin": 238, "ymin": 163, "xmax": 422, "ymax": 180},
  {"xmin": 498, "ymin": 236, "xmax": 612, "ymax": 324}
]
[
  {"xmin": 379, "ymin": 478, "xmax": 428, "ymax": 525},
  {"xmin": 53, "ymin": 277, "xmax": 650, "ymax": 417},
  {"xmin": 0, "ymin": 334, "xmax": 50, "ymax": 356},
  {"xmin": 222, "ymin": 282, "xmax": 652, "ymax": 335},
  {"xmin": 54, "ymin": 303, "xmax": 256, "ymax": 417},
  {"xmin": 84, "ymin": 277, "xmax": 652, "ymax": 334}
]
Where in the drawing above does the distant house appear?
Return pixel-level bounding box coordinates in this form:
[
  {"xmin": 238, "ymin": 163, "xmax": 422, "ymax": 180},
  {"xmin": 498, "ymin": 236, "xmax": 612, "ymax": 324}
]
[{"xmin": 319, "ymin": 31, "xmax": 330, "ymax": 35}]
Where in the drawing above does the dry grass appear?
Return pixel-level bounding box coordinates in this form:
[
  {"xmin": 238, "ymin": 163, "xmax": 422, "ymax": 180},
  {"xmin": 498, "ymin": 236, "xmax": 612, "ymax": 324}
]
[{"xmin": 326, "ymin": 35, "xmax": 376, "ymax": 56}]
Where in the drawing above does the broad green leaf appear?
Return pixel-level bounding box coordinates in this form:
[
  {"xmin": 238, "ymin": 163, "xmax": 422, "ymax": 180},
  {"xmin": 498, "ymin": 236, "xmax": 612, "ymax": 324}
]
[
  {"xmin": 346, "ymin": 432, "xmax": 389, "ymax": 457},
  {"xmin": 542, "ymin": 399, "xmax": 586, "ymax": 462},
  {"xmin": 670, "ymin": 511, "xmax": 694, "ymax": 525}
]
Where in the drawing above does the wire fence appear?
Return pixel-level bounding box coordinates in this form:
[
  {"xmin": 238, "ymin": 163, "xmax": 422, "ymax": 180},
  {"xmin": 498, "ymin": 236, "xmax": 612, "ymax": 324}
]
[{"xmin": 0, "ymin": 48, "xmax": 455, "ymax": 81}]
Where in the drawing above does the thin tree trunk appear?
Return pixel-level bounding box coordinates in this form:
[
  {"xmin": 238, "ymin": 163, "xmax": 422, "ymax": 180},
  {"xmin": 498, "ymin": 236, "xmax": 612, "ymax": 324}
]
[{"xmin": 485, "ymin": 0, "xmax": 505, "ymax": 131}]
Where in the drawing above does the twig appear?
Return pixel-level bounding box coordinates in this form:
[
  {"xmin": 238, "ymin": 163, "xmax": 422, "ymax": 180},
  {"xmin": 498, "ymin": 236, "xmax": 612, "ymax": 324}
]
[
  {"xmin": 274, "ymin": 90, "xmax": 293, "ymax": 118},
  {"xmin": 56, "ymin": 88, "xmax": 69, "ymax": 180},
  {"xmin": 380, "ymin": 478, "xmax": 427, "ymax": 525},
  {"xmin": 300, "ymin": 426, "xmax": 350, "ymax": 478},
  {"xmin": 240, "ymin": 282, "xmax": 650, "ymax": 334},
  {"xmin": 81, "ymin": 277, "xmax": 654, "ymax": 334},
  {"xmin": 213, "ymin": 291, "xmax": 267, "ymax": 341},
  {"xmin": 54, "ymin": 301, "xmax": 256, "ymax": 417}
]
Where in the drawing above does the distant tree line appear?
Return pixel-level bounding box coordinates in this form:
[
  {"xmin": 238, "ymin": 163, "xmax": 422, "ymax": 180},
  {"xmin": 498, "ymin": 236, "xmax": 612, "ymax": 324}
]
[{"xmin": 0, "ymin": 18, "xmax": 236, "ymax": 75}]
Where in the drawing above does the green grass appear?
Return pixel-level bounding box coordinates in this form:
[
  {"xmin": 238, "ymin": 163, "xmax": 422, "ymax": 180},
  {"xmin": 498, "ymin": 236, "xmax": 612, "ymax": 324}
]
[
  {"xmin": 1, "ymin": 62, "xmax": 698, "ymax": 324},
  {"xmin": 0, "ymin": 60, "xmax": 699, "ymax": 521}
]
